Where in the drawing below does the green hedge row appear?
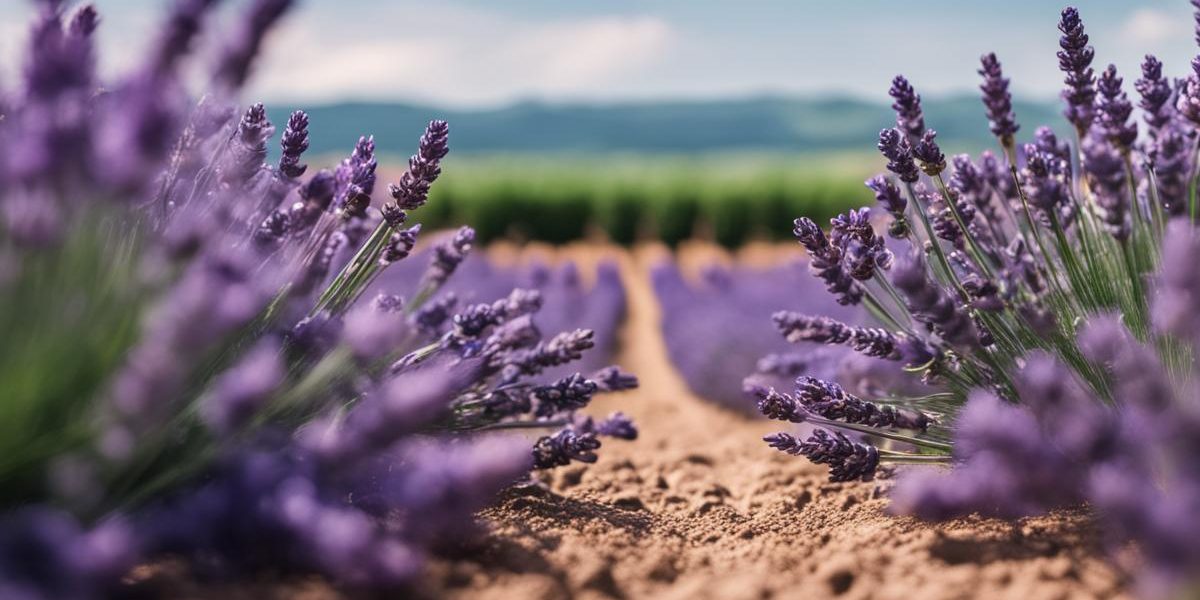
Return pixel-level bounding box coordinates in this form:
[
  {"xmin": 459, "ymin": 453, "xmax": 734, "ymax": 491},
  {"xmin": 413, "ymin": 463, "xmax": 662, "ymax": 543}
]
[{"xmin": 408, "ymin": 154, "xmax": 876, "ymax": 247}]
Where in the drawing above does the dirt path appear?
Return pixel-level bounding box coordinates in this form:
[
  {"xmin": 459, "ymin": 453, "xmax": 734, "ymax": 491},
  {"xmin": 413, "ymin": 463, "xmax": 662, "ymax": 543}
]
[{"xmin": 428, "ymin": 244, "xmax": 1129, "ymax": 600}]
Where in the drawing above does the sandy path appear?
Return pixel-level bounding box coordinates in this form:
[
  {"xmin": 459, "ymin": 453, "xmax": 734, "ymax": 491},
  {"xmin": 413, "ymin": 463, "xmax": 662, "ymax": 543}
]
[{"xmin": 428, "ymin": 244, "xmax": 1129, "ymax": 600}]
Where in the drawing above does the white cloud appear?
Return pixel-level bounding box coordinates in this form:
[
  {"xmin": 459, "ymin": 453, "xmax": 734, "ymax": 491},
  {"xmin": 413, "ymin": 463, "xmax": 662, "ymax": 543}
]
[
  {"xmin": 247, "ymin": 5, "xmax": 677, "ymax": 106},
  {"xmin": 1120, "ymin": 8, "xmax": 1189, "ymax": 47}
]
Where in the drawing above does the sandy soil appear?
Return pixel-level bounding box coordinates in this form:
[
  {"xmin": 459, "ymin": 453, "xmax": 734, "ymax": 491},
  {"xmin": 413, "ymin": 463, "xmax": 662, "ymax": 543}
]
[{"xmin": 422, "ymin": 243, "xmax": 1129, "ymax": 600}]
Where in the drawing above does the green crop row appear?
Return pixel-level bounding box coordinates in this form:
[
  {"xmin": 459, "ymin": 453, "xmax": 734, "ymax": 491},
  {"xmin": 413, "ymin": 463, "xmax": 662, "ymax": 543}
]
[{"xmin": 399, "ymin": 153, "xmax": 878, "ymax": 247}]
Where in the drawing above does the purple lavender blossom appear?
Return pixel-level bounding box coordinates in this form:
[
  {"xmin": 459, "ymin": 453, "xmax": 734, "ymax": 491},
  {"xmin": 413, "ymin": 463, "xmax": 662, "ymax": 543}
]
[
  {"xmin": 793, "ymin": 217, "xmax": 863, "ymax": 305},
  {"xmin": 1081, "ymin": 132, "xmax": 1130, "ymax": 241},
  {"xmin": 590, "ymin": 366, "xmax": 639, "ymax": 392},
  {"xmin": 877, "ymin": 128, "xmax": 920, "ymax": 183},
  {"xmin": 912, "ymin": 130, "xmax": 946, "ymax": 177},
  {"xmin": 222, "ymin": 103, "xmax": 273, "ymax": 186},
  {"xmin": 532, "ymin": 373, "xmax": 597, "ymax": 417},
  {"xmin": 888, "ymin": 75, "xmax": 925, "ymax": 142},
  {"xmin": 532, "ymin": 428, "xmax": 601, "ymax": 469},
  {"xmin": 865, "ymin": 175, "xmax": 909, "ymax": 238},
  {"xmin": 978, "ymin": 52, "xmax": 1019, "ymax": 142},
  {"xmin": 592, "ymin": 412, "xmax": 638, "ymax": 440},
  {"xmin": 1136, "ymin": 55, "xmax": 1173, "ymax": 138},
  {"xmin": 278, "ymin": 110, "xmax": 309, "ymax": 179},
  {"xmin": 1058, "ymin": 6, "xmax": 1097, "ymax": 134},
  {"xmin": 763, "ymin": 430, "xmax": 879, "ymax": 482},
  {"xmin": 1149, "ymin": 128, "xmax": 1191, "ymax": 216},
  {"xmin": 795, "ymin": 376, "xmax": 930, "ymax": 431},
  {"xmin": 388, "ymin": 120, "xmax": 450, "ymax": 212},
  {"xmin": 421, "ymin": 227, "xmax": 475, "ymax": 289},
  {"xmin": 1022, "ymin": 145, "xmax": 1070, "ymax": 223},
  {"xmin": 1095, "ymin": 64, "xmax": 1138, "ymax": 151}
]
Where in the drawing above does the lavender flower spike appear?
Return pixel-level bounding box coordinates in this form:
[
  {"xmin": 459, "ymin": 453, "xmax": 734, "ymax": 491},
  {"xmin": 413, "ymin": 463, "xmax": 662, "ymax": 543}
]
[
  {"xmin": 764, "ymin": 430, "xmax": 880, "ymax": 482},
  {"xmin": 773, "ymin": 312, "xmax": 891, "ymax": 358},
  {"xmin": 1022, "ymin": 145, "xmax": 1069, "ymax": 221},
  {"xmin": 1135, "ymin": 55, "xmax": 1172, "ymax": 137},
  {"xmin": 888, "ymin": 75, "xmax": 925, "ymax": 142},
  {"xmin": 1058, "ymin": 6, "xmax": 1097, "ymax": 134},
  {"xmin": 866, "ymin": 175, "xmax": 909, "ymax": 238},
  {"xmin": 877, "ymin": 128, "xmax": 920, "ymax": 183},
  {"xmin": 389, "ymin": 119, "xmax": 450, "ymax": 212},
  {"xmin": 1177, "ymin": 66, "xmax": 1200, "ymax": 127},
  {"xmin": 795, "ymin": 376, "xmax": 930, "ymax": 431},
  {"xmin": 1096, "ymin": 64, "xmax": 1137, "ymax": 151},
  {"xmin": 1081, "ymin": 133, "xmax": 1129, "ymax": 241},
  {"xmin": 422, "ymin": 227, "xmax": 475, "ymax": 289},
  {"xmin": 278, "ymin": 110, "xmax": 309, "ymax": 179},
  {"xmin": 978, "ymin": 52, "xmax": 1019, "ymax": 144},
  {"xmin": 793, "ymin": 217, "xmax": 863, "ymax": 305},
  {"xmin": 532, "ymin": 428, "xmax": 601, "ymax": 469},
  {"xmin": 912, "ymin": 130, "xmax": 946, "ymax": 177}
]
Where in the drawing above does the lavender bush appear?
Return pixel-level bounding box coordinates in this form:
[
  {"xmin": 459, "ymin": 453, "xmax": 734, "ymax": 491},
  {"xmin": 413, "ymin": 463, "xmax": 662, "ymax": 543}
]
[
  {"xmin": 0, "ymin": 1, "xmax": 636, "ymax": 596},
  {"xmin": 751, "ymin": 4, "xmax": 1200, "ymax": 595}
]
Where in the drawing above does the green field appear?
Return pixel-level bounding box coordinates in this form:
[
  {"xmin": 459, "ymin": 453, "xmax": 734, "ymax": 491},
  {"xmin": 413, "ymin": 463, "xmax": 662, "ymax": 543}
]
[{"xmin": 400, "ymin": 152, "xmax": 879, "ymax": 247}]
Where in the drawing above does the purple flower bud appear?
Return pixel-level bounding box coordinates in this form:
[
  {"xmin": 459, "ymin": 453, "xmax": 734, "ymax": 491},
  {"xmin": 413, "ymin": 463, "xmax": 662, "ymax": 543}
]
[
  {"xmin": 795, "ymin": 376, "xmax": 930, "ymax": 431},
  {"xmin": 590, "ymin": 366, "xmax": 639, "ymax": 392},
  {"xmin": 532, "ymin": 428, "xmax": 601, "ymax": 469},
  {"xmin": 533, "ymin": 373, "xmax": 597, "ymax": 417},
  {"xmin": 1081, "ymin": 133, "xmax": 1129, "ymax": 240},
  {"xmin": 278, "ymin": 110, "xmax": 309, "ymax": 178},
  {"xmin": 388, "ymin": 119, "xmax": 450, "ymax": 212},
  {"xmin": 865, "ymin": 175, "xmax": 905, "ymax": 215},
  {"xmin": 1149, "ymin": 128, "xmax": 1191, "ymax": 216},
  {"xmin": 1058, "ymin": 7, "xmax": 1097, "ymax": 133},
  {"xmin": 888, "ymin": 75, "xmax": 925, "ymax": 142},
  {"xmin": 222, "ymin": 103, "xmax": 273, "ymax": 185},
  {"xmin": 912, "ymin": 130, "xmax": 946, "ymax": 176},
  {"xmin": 422, "ymin": 227, "xmax": 475, "ymax": 289},
  {"xmin": 1096, "ymin": 64, "xmax": 1138, "ymax": 151},
  {"xmin": 764, "ymin": 430, "xmax": 879, "ymax": 482},
  {"xmin": 747, "ymin": 383, "xmax": 807, "ymax": 423},
  {"xmin": 978, "ymin": 52, "xmax": 1019, "ymax": 142},
  {"xmin": 1022, "ymin": 145, "xmax": 1070, "ymax": 220},
  {"xmin": 594, "ymin": 412, "xmax": 638, "ymax": 440},
  {"xmin": 877, "ymin": 128, "xmax": 920, "ymax": 183},
  {"xmin": 1136, "ymin": 55, "xmax": 1173, "ymax": 137},
  {"xmin": 379, "ymin": 224, "xmax": 421, "ymax": 266},
  {"xmin": 793, "ymin": 217, "xmax": 863, "ymax": 305}
]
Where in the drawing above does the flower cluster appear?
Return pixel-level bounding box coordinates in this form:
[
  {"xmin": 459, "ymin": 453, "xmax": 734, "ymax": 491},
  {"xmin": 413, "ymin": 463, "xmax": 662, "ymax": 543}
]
[
  {"xmin": 0, "ymin": 1, "xmax": 637, "ymax": 595},
  {"xmin": 750, "ymin": 4, "xmax": 1200, "ymax": 595}
]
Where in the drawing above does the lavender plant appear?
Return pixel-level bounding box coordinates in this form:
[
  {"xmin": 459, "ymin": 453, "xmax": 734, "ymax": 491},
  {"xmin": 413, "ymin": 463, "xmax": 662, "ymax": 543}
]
[
  {"xmin": 0, "ymin": 1, "xmax": 636, "ymax": 595},
  {"xmin": 752, "ymin": 4, "xmax": 1200, "ymax": 595}
]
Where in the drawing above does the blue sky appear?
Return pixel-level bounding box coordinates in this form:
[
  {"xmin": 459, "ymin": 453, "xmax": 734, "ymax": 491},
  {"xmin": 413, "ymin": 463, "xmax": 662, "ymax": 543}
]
[{"xmin": 2, "ymin": 0, "xmax": 1199, "ymax": 107}]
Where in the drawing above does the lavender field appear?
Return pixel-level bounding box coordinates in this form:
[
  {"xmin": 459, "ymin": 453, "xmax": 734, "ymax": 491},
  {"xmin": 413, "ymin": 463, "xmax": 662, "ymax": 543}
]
[{"xmin": 2, "ymin": 0, "xmax": 1200, "ymax": 598}]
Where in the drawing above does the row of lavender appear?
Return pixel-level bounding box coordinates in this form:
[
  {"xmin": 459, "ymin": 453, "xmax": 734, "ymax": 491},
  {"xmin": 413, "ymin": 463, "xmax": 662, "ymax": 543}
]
[
  {"xmin": 0, "ymin": 1, "xmax": 632, "ymax": 597},
  {"xmin": 709, "ymin": 4, "xmax": 1200, "ymax": 597}
]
